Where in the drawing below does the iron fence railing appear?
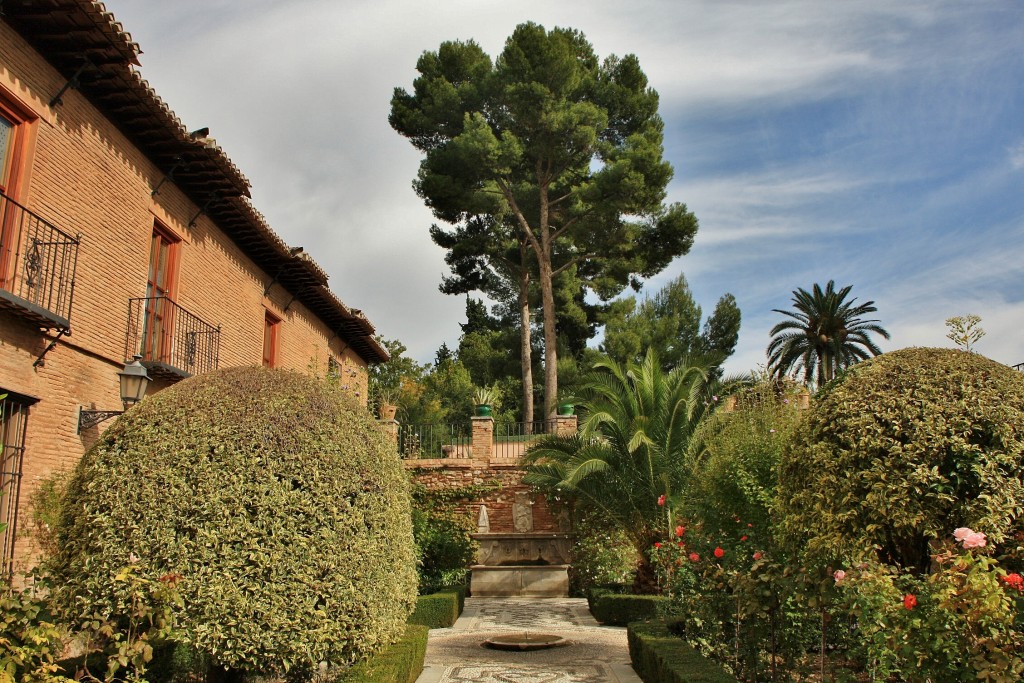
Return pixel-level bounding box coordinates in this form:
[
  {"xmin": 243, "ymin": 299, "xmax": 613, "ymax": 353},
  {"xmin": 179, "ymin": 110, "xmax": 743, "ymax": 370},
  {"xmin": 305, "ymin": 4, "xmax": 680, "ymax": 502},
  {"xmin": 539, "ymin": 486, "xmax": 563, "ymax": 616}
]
[
  {"xmin": 0, "ymin": 189, "xmax": 80, "ymax": 328},
  {"xmin": 492, "ymin": 419, "xmax": 558, "ymax": 459},
  {"xmin": 398, "ymin": 423, "xmax": 471, "ymax": 459},
  {"xmin": 126, "ymin": 296, "xmax": 220, "ymax": 378}
]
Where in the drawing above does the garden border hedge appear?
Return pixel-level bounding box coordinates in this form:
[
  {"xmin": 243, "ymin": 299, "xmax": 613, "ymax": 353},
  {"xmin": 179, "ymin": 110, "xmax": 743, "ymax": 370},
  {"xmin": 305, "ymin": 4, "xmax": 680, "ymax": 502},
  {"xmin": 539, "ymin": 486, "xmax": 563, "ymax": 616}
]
[
  {"xmin": 408, "ymin": 585, "xmax": 467, "ymax": 629},
  {"xmin": 628, "ymin": 619, "xmax": 738, "ymax": 683},
  {"xmin": 340, "ymin": 624, "xmax": 429, "ymax": 683},
  {"xmin": 589, "ymin": 592, "xmax": 669, "ymax": 626}
]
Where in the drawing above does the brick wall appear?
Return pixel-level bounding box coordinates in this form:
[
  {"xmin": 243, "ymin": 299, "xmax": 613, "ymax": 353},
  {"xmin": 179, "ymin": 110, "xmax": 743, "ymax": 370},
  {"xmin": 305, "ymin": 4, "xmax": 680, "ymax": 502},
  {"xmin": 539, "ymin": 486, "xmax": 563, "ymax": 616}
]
[
  {"xmin": 0, "ymin": 21, "xmax": 371, "ymax": 570},
  {"xmin": 403, "ymin": 416, "xmax": 578, "ymax": 535}
]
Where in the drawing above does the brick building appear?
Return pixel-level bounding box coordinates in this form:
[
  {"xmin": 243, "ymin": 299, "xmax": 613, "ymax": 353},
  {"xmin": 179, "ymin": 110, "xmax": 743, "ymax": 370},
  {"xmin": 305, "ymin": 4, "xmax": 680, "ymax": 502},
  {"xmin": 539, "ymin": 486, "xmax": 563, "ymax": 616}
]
[{"xmin": 0, "ymin": 2, "xmax": 388, "ymax": 573}]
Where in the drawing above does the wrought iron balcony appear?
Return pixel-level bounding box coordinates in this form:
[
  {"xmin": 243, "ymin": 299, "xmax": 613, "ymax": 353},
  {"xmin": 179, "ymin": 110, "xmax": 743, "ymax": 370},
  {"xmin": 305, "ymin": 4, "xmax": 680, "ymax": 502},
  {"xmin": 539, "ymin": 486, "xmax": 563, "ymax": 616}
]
[
  {"xmin": 0, "ymin": 190, "xmax": 80, "ymax": 330},
  {"xmin": 125, "ymin": 296, "xmax": 220, "ymax": 380}
]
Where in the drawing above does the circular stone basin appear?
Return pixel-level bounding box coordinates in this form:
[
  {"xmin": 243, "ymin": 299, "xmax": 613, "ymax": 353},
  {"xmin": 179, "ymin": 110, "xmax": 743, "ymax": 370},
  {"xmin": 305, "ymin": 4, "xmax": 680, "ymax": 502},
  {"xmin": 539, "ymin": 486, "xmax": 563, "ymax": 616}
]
[{"xmin": 483, "ymin": 633, "xmax": 570, "ymax": 651}]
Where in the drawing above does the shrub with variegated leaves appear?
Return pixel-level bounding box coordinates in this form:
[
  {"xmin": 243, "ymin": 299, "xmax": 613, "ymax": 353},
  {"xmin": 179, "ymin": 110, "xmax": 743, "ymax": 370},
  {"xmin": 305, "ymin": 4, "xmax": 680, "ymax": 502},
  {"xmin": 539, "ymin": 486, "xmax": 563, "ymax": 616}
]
[{"xmin": 50, "ymin": 367, "xmax": 417, "ymax": 679}]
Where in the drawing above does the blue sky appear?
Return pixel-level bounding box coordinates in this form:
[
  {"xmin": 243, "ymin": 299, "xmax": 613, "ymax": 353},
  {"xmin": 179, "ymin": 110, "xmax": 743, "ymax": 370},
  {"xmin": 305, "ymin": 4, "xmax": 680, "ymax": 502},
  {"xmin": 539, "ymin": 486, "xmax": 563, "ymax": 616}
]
[{"xmin": 103, "ymin": 0, "xmax": 1024, "ymax": 373}]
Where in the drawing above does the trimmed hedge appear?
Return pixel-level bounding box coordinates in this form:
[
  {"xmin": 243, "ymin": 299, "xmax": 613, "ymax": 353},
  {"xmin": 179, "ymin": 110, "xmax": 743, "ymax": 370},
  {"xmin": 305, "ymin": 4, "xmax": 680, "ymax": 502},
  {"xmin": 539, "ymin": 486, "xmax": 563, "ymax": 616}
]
[
  {"xmin": 341, "ymin": 624, "xmax": 429, "ymax": 683},
  {"xmin": 51, "ymin": 367, "xmax": 418, "ymax": 678},
  {"xmin": 586, "ymin": 584, "xmax": 629, "ymax": 613},
  {"xmin": 590, "ymin": 593, "xmax": 669, "ymax": 626},
  {"xmin": 442, "ymin": 584, "xmax": 467, "ymax": 614},
  {"xmin": 628, "ymin": 619, "xmax": 738, "ymax": 683},
  {"xmin": 408, "ymin": 585, "xmax": 467, "ymax": 629},
  {"xmin": 408, "ymin": 593, "xmax": 459, "ymax": 629}
]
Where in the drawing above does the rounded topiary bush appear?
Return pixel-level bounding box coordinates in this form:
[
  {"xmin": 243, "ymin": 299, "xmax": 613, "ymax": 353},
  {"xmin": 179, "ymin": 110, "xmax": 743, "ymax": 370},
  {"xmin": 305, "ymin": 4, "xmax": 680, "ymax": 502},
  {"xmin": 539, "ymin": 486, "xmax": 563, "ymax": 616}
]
[
  {"xmin": 778, "ymin": 348, "xmax": 1024, "ymax": 572},
  {"xmin": 52, "ymin": 366, "xmax": 417, "ymax": 677}
]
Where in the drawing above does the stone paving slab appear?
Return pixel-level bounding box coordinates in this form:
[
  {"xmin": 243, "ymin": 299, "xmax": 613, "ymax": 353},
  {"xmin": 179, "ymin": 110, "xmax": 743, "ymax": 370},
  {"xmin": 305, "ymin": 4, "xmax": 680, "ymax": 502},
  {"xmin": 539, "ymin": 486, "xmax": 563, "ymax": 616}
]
[{"xmin": 416, "ymin": 598, "xmax": 642, "ymax": 683}]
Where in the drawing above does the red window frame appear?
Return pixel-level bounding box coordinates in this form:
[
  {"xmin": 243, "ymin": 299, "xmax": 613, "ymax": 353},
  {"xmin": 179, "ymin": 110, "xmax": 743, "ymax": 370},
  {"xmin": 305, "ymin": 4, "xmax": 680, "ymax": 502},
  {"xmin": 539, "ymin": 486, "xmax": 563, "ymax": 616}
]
[
  {"xmin": 263, "ymin": 311, "xmax": 280, "ymax": 368},
  {"xmin": 141, "ymin": 224, "xmax": 180, "ymax": 364},
  {"xmin": 0, "ymin": 96, "xmax": 32, "ymax": 290}
]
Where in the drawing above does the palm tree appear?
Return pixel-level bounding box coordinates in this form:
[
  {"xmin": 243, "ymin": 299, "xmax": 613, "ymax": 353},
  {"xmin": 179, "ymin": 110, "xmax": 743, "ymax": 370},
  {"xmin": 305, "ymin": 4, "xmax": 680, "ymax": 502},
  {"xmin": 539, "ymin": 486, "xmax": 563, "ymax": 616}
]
[
  {"xmin": 767, "ymin": 280, "xmax": 890, "ymax": 387},
  {"xmin": 521, "ymin": 350, "xmax": 717, "ymax": 588}
]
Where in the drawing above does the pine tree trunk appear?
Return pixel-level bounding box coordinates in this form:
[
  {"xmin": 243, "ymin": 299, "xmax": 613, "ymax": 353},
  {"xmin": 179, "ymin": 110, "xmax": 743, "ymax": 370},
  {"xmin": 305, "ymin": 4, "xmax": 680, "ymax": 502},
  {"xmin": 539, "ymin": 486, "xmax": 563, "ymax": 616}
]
[
  {"xmin": 537, "ymin": 182, "xmax": 558, "ymax": 420},
  {"xmin": 518, "ymin": 250, "xmax": 534, "ymax": 427},
  {"xmin": 539, "ymin": 258, "xmax": 558, "ymax": 419}
]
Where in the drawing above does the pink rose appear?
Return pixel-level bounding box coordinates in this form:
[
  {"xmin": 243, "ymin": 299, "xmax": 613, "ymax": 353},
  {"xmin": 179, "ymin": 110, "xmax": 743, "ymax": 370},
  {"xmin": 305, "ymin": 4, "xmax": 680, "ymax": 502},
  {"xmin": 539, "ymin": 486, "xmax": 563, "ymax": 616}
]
[
  {"xmin": 675, "ymin": 525, "xmax": 685, "ymax": 537},
  {"xmin": 953, "ymin": 527, "xmax": 972, "ymax": 541},
  {"xmin": 961, "ymin": 531, "xmax": 987, "ymax": 549},
  {"xmin": 657, "ymin": 495, "xmax": 666, "ymax": 507},
  {"xmin": 689, "ymin": 552, "xmax": 700, "ymax": 562},
  {"xmin": 753, "ymin": 551, "xmax": 763, "ymax": 561},
  {"xmin": 833, "ymin": 569, "xmax": 846, "ymax": 584}
]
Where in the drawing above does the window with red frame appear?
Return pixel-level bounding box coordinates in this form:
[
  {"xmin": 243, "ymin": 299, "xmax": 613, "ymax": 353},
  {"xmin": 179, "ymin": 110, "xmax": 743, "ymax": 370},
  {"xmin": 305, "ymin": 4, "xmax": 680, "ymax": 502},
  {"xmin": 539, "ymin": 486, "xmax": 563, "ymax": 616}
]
[{"xmin": 263, "ymin": 311, "xmax": 280, "ymax": 368}]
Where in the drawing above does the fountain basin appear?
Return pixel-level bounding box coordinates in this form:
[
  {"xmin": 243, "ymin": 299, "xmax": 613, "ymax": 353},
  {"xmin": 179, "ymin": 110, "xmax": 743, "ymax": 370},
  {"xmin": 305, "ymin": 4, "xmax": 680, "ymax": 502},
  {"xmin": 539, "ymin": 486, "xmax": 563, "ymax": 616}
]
[{"xmin": 483, "ymin": 632, "xmax": 570, "ymax": 651}]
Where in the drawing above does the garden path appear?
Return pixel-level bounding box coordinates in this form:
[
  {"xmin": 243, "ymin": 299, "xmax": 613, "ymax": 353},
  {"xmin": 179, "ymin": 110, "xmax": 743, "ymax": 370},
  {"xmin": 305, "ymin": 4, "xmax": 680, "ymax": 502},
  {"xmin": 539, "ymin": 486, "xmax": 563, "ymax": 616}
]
[{"xmin": 416, "ymin": 597, "xmax": 643, "ymax": 683}]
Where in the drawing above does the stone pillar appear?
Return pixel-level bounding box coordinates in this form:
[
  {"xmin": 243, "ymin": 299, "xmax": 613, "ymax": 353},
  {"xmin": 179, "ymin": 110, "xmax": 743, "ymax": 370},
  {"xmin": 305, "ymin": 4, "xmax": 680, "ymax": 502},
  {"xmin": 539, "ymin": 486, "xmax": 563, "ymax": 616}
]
[
  {"xmin": 471, "ymin": 416, "xmax": 493, "ymax": 461},
  {"xmin": 378, "ymin": 419, "xmax": 399, "ymax": 445},
  {"xmin": 554, "ymin": 415, "xmax": 577, "ymax": 437}
]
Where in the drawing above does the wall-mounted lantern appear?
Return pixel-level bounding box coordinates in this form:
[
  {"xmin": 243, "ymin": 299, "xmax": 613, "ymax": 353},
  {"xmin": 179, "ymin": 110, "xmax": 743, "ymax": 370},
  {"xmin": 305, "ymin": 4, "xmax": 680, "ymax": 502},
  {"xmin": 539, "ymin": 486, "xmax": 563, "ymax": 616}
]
[{"xmin": 77, "ymin": 355, "xmax": 151, "ymax": 433}]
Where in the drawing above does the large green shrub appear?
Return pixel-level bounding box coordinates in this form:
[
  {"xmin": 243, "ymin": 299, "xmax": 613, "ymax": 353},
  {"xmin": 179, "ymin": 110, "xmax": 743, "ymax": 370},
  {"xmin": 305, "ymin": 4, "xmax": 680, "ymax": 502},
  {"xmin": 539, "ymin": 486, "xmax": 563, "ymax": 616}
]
[
  {"xmin": 51, "ymin": 367, "xmax": 417, "ymax": 678},
  {"xmin": 778, "ymin": 348, "xmax": 1024, "ymax": 571},
  {"xmin": 685, "ymin": 379, "xmax": 804, "ymax": 543}
]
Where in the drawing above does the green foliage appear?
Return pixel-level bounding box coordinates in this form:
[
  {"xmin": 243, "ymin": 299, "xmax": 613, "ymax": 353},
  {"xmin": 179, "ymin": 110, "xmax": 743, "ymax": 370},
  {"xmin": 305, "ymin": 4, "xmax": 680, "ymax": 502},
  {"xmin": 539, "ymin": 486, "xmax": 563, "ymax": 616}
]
[
  {"xmin": 568, "ymin": 506, "xmax": 637, "ymax": 596},
  {"xmin": 25, "ymin": 469, "xmax": 69, "ymax": 560},
  {"xmin": 627, "ymin": 619, "xmax": 739, "ymax": 683},
  {"xmin": 62, "ymin": 565, "xmax": 182, "ymax": 683},
  {"xmin": 834, "ymin": 540, "xmax": 1024, "ymax": 682},
  {"xmin": 684, "ymin": 380, "xmax": 804, "ymax": 542},
  {"xmin": 590, "ymin": 594, "xmax": 669, "ymax": 626},
  {"xmin": 778, "ymin": 348, "xmax": 1024, "ymax": 572},
  {"xmin": 946, "ymin": 313, "xmax": 985, "ymax": 352},
  {"xmin": 51, "ymin": 367, "xmax": 418, "ymax": 678},
  {"xmin": 409, "ymin": 483, "xmax": 483, "ymax": 595},
  {"xmin": 0, "ymin": 581, "xmax": 64, "ymax": 683},
  {"xmin": 407, "ymin": 593, "xmax": 459, "ymax": 629},
  {"xmin": 601, "ymin": 275, "xmax": 740, "ymax": 372},
  {"xmin": 523, "ymin": 351, "xmax": 714, "ymax": 581},
  {"xmin": 767, "ymin": 280, "xmax": 890, "ymax": 387},
  {"xmin": 411, "ymin": 508, "xmax": 476, "ymax": 595},
  {"xmin": 339, "ymin": 625, "xmax": 429, "ymax": 683},
  {"xmin": 369, "ymin": 338, "xmax": 427, "ymax": 416}
]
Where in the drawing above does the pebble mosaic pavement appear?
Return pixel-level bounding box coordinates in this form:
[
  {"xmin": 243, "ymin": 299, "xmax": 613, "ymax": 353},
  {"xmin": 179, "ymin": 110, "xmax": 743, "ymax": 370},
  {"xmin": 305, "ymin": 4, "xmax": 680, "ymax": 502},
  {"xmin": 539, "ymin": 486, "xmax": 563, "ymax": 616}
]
[{"xmin": 415, "ymin": 598, "xmax": 642, "ymax": 683}]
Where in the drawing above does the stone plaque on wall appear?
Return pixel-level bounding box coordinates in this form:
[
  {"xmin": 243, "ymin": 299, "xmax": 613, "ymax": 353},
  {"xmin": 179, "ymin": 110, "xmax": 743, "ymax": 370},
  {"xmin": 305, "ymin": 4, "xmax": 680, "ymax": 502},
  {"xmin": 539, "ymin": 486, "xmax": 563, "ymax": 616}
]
[{"xmin": 512, "ymin": 491, "xmax": 534, "ymax": 532}]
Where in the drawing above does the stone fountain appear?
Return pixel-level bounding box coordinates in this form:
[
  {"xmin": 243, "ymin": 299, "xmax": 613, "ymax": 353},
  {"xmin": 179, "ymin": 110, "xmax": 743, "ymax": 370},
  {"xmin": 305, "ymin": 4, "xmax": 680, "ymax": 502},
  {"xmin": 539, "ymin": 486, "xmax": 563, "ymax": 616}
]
[{"xmin": 469, "ymin": 492, "xmax": 571, "ymax": 597}]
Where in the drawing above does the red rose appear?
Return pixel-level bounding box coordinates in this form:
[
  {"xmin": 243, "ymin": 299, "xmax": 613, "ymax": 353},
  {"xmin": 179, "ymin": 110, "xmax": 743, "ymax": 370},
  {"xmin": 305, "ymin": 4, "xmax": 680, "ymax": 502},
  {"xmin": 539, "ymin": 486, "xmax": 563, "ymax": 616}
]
[
  {"xmin": 753, "ymin": 551, "xmax": 763, "ymax": 561},
  {"xmin": 903, "ymin": 594, "xmax": 917, "ymax": 610},
  {"xmin": 740, "ymin": 535, "xmax": 748, "ymax": 542},
  {"xmin": 1001, "ymin": 573, "xmax": 1024, "ymax": 591},
  {"xmin": 654, "ymin": 542, "xmax": 662, "ymax": 549},
  {"xmin": 675, "ymin": 525, "xmax": 685, "ymax": 537},
  {"xmin": 714, "ymin": 547, "xmax": 725, "ymax": 559},
  {"xmin": 657, "ymin": 495, "xmax": 666, "ymax": 507},
  {"xmin": 689, "ymin": 552, "xmax": 700, "ymax": 562}
]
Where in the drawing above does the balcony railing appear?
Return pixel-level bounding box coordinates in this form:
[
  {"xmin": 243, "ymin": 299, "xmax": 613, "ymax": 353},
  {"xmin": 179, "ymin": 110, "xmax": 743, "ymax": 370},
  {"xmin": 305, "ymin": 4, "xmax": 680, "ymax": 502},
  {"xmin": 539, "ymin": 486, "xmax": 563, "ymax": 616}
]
[
  {"xmin": 398, "ymin": 423, "xmax": 471, "ymax": 459},
  {"xmin": 125, "ymin": 296, "xmax": 220, "ymax": 379},
  {"xmin": 0, "ymin": 190, "xmax": 80, "ymax": 330},
  {"xmin": 493, "ymin": 419, "xmax": 559, "ymax": 459}
]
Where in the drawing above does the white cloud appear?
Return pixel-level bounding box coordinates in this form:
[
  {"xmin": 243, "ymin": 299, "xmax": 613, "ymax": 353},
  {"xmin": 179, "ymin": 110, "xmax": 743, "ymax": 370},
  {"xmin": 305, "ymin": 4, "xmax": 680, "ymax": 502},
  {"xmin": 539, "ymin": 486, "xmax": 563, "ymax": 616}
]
[{"xmin": 1011, "ymin": 141, "xmax": 1024, "ymax": 170}]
